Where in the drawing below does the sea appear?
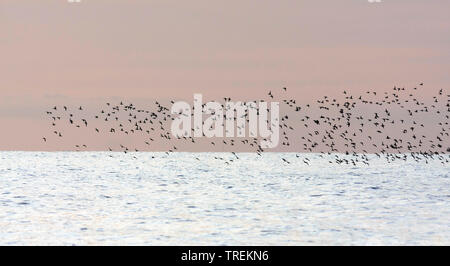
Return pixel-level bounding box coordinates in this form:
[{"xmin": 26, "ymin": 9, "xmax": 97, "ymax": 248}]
[{"xmin": 0, "ymin": 152, "xmax": 449, "ymax": 245}]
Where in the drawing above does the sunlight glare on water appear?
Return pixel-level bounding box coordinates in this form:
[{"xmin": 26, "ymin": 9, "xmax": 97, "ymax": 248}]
[{"xmin": 0, "ymin": 152, "xmax": 449, "ymax": 245}]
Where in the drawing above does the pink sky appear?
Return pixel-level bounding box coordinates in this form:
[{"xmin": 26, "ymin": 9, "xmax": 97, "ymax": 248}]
[{"xmin": 1, "ymin": 0, "xmax": 449, "ymax": 151}]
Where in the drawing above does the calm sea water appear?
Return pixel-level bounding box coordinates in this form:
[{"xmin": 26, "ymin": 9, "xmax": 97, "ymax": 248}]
[{"xmin": 0, "ymin": 152, "xmax": 449, "ymax": 245}]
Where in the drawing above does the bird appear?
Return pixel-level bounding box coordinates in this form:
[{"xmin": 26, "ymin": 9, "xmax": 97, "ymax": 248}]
[{"xmin": 42, "ymin": 84, "xmax": 449, "ymax": 166}]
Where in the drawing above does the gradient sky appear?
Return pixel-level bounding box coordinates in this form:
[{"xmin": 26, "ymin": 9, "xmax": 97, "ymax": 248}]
[{"xmin": 1, "ymin": 0, "xmax": 449, "ymax": 150}]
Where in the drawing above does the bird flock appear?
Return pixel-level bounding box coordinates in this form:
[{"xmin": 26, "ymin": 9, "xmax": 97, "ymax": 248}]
[{"xmin": 43, "ymin": 83, "xmax": 450, "ymax": 166}]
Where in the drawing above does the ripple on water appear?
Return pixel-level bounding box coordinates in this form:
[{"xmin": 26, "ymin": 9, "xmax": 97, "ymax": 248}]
[{"xmin": 0, "ymin": 152, "xmax": 449, "ymax": 245}]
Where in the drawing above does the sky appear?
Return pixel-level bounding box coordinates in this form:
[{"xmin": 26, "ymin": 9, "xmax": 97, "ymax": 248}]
[{"xmin": 0, "ymin": 0, "xmax": 449, "ymax": 151}]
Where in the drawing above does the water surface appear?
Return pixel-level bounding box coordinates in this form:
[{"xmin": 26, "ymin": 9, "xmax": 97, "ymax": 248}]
[{"xmin": 0, "ymin": 152, "xmax": 449, "ymax": 245}]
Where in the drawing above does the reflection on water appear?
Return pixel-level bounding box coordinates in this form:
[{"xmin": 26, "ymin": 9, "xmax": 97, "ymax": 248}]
[{"xmin": 0, "ymin": 152, "xmax": 449, "ymax": 245}]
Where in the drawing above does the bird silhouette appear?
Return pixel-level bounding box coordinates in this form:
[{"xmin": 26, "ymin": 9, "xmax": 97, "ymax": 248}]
[{"xmin": 43, "ymin": 83, "xmax": 449, "ymax": 166}]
